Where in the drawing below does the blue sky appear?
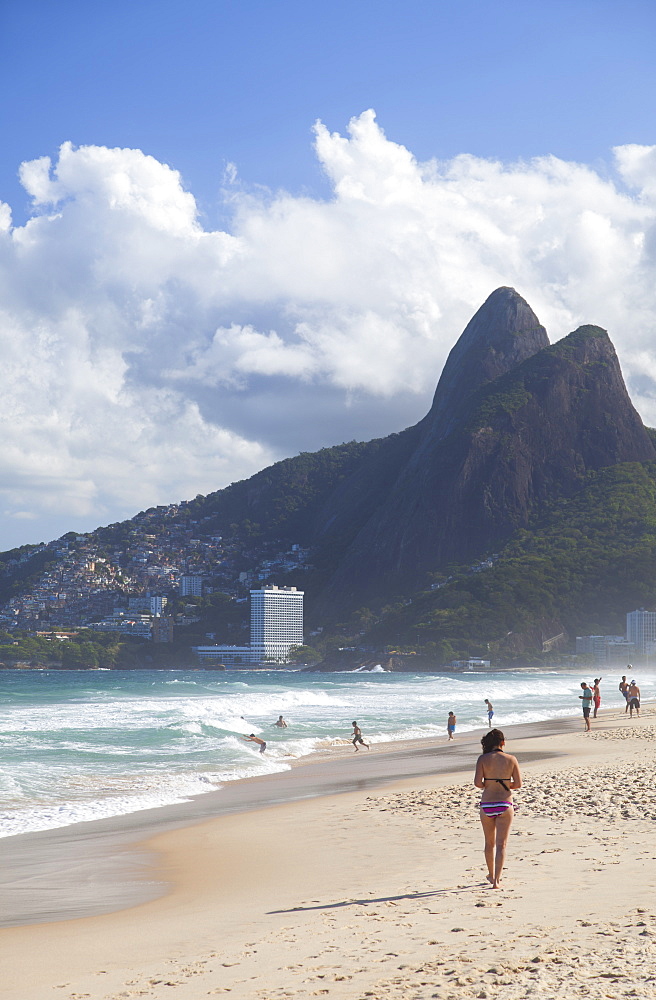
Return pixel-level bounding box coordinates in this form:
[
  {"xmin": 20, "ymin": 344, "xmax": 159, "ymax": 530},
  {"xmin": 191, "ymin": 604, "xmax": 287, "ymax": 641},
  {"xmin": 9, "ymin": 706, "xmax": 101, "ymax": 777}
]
[
  {"xmin": 3, "ymin": 0, "xmax": 655, "ymax": 222},
  {"xmin": 0, "ymin": 0, "xmax": 655, "ymax": 548}
]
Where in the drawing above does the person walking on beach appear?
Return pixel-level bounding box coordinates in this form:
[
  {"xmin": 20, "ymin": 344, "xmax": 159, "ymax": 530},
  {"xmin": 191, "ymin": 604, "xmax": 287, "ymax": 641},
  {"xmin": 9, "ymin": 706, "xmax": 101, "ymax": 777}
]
[
  {"xmin": 447, "ymin": 711, "xmax": 456, "ymax": 740},
  {"xmin": 474, "ymin": 728, "xmax": 522, "ymax": 889},
  {"xmin": 579, "ymin": 682, "xmax": 593, "ymax": 731},
  {"xmin": 484, "ymin": 699, "xmax": 494, "ymax": 728},
  {"xmin": 243, "ymin": 733, "xmax": 267, "ymax": 753},
  {"xmin": 592, "ymin": 678, "xmax": 602, "ymax": 718},
  {"xmin": 628, "ymin": 679, "xmax": 641, "ymax": 718},
  {"xmin": 351, "ymin": 721, "xmax": 370, "ymax": 751},
  {"xmin": 620, "ymin": 673, "xmax": 630, "ymax": 713},
  {"xmin": 274, "ymin": 715, "xmax": 288, "ymax": 727}
]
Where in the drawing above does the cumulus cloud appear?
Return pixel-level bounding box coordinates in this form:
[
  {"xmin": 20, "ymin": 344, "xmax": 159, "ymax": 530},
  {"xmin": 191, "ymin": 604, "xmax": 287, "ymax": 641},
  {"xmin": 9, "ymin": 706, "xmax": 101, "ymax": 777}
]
[{"xmin": 1, "ymin": 110, "xmax": 656, "ymax": 547}]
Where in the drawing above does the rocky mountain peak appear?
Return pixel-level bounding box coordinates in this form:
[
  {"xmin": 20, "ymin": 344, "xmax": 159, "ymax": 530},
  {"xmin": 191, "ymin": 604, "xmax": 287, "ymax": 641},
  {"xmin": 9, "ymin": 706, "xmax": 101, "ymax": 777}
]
[
  {"xmin": 426, "ymin": 286, "xmax": 549, "ymax": 441},
  {"xmin": 315, "ymin": 308, "xmax": 656, "ymax": 611}
]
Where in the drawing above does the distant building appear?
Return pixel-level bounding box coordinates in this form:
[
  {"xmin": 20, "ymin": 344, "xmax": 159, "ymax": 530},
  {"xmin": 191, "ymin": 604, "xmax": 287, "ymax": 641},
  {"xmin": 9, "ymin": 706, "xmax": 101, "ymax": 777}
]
[
  {"xmin": 191, "ymin": 644, "xmax": 255, "ymax": 665},
  {"xmin": 152, "ymin": 616, "xmax": 174, "ymax": 643},
  {"xmin": 605, "ymin": 639, "xmax": 637, "ymax": 665},
  {"xmin": 250, "ymin": 585, "xmax": 304, "ymax": 663},
  {"xmin": 626, "ymin": 609, "xmax": 656, "ymax": 655},
  {"xmin": 128, "ymin": 595, "xmax": 168, "ymax": 616},
  {"xmin": 179, "ymin": 575, "xmax": 204, "ymax": 598},
  {"xmin": 191, "ymin": 584, "xmax": 304, "ymax": 666},
  {"xmin": 149, "ymin": 595, "xmax": 168, "ymax": 616},
  {"xmin": 88, "ymin": 611, "xmax": 152, "ymax": 640},
  {"xmin": 450, "ymin": 658, "xmax": 491, "ymax": 670},
  {"xmin": 575, "ymin": 635, "xmax": 625, "ymax": 661}
]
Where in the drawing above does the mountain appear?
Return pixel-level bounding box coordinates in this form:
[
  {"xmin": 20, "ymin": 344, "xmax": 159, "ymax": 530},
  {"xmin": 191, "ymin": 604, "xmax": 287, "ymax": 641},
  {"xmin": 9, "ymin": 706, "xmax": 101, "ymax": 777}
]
[
  {"xmin": 308, "ymin": 288, "xmax": 550, "ymax": 587},
  {"xmin": 317, "ymin": 319, "xmax": 655, "ymax": 611},
  {"xmin": 2, "ymin": 286, "xmax": 656, "ymax": 665},
  {"xmin": 162, "ymin": 286, "xmax": 656, "ymax": 652},
  {"xmin": 423, "ymin": 285, "xmax": 549, "ymax": 442},
  {"xmin": 363, "ymin": 458, "xmax": 656, "ymax": 663}
]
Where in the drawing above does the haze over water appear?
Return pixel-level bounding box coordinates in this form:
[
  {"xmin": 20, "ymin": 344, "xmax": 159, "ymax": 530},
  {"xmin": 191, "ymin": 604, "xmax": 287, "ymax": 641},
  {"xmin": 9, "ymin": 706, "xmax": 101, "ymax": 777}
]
[{"xmin": 1, "ymin": 667, "xmax": 652, "ymax": 839}]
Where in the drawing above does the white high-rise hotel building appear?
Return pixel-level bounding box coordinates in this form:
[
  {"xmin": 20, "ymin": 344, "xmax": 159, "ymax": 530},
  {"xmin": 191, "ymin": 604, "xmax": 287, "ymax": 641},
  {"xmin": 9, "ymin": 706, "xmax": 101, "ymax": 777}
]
[
  {"xmin": 626, "ymin": 608, "xmax": 656, "ymax": 655},
  {"xmin": 250, "ymin": 585, "xmax": 304, "ymax": 663}
]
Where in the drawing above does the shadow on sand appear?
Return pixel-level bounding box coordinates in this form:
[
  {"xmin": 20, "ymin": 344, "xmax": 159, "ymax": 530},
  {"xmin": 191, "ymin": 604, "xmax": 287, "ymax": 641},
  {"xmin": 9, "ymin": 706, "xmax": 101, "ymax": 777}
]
[{"xmin": 267, "ymin": 883, "xmax": 488, "ymax": 914}]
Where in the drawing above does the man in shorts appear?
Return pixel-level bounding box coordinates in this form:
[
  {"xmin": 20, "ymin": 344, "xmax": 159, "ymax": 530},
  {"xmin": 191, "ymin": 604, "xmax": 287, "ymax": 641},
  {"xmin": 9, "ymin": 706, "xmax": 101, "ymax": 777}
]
[
  {"xmin": 628, "ymin": 679, "xmax": 641, "ymax": 718},
  {"xmin": 484, "ymin": 699, "xmax": 494, "ymax": 728},
  {"xmin": 447, "ymin": 711, "xmax": 456, "ymax": 740},
  {"xmin": 579, "ymin": 682, "xmax": 593, "ymax": 731},
  {"xmin": 243, "ymin": 733, "xmax": 267, "ymax": 753},
  {"xmin": 619, "ymin": 674, "xmax": 630, "ymax": 713},
  {"xmin": 351, "ymin": 721, "xmax": 370, "ymax": 751}
]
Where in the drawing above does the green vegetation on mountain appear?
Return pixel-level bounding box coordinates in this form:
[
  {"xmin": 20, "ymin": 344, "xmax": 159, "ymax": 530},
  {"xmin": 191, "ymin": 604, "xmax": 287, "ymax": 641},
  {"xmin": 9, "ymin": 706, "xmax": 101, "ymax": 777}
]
[
  {"xmin": 0, "ymin": 630, "xmax": 145, "ymax": 669},
  {"xmin": 187, "ymin": 440, "xmax": 385, "ymax": 541},
  {"xmin": 355, "ymin": 460, "xmax": 656, "ymax": 663},
  {"xmin": 0, "ymin": 547, "xmax": 55, "ymax": 605},
  {"xmin": 464, "ymin": 325, "xmax": 609, "ymax": 433}
]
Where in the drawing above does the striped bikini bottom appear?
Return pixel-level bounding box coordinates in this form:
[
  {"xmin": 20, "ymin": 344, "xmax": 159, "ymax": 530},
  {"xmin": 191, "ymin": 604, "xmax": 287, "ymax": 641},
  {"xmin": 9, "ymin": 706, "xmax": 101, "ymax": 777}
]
[{"xmin": 479, "ymin": 800, "xmax": 515, "ymax": 817}]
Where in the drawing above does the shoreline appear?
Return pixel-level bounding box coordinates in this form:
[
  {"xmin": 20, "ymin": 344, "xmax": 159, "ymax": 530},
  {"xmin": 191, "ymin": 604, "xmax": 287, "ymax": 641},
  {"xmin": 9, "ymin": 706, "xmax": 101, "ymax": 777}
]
[
  {"xmin": 0, "ymin": 663, "xmax": 604, "ymax": 671},
  {"xmin": 2, "ymin": 703, "xmax": 656, "ymax": 999},
  {"xmin": 0, "ymin": 705, "xmax": 622, "ymax": 928}
]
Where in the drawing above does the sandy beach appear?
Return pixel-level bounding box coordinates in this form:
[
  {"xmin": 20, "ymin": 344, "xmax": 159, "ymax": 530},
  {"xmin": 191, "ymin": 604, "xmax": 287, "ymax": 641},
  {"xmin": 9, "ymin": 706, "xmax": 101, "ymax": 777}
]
[{"xmin": 3, "ymin": 705, "xmax": 656, "ymax": 1000}]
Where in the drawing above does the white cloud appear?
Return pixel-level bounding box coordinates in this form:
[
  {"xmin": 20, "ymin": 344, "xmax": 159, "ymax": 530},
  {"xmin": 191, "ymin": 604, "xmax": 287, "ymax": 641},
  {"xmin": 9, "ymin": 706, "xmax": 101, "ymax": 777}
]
[{"xmin": 1, "ymin": 112, "xmax": 656, "ymax": 547}]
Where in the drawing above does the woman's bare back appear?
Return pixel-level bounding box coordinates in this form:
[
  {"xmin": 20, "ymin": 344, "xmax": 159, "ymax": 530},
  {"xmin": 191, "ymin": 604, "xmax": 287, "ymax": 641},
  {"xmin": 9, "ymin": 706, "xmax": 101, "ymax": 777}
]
[{"xmin": 475, "ymin": 749, "xmax": 521, "ymax": 802}]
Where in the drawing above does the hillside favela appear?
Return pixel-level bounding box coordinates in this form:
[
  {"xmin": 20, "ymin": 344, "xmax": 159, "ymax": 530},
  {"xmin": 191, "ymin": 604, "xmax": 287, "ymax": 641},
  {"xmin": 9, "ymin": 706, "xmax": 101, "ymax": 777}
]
[{"xmin": 2, "ymin": 288, "xmax": 656, "ymax": 675}]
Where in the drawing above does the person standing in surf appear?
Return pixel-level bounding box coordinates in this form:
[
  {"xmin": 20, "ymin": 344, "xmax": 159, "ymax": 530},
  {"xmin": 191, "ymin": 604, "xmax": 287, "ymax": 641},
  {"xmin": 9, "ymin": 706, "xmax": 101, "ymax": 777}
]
[
  {"xmin": 592, "ymin": 678, "xmax": 602, "ymax": 718},
  {"xmin": 474, "ymin": 729, "xmax": 522, "ymax": 889},
  {"xmin": 619, "ymin": 674, "xmax": 630, "ymax": 713}
]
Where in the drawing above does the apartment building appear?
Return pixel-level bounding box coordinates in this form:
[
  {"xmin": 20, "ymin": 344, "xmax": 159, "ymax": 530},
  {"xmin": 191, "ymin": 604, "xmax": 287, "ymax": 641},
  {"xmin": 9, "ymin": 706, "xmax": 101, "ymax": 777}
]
[
  {"xmin": 626, "ymin": 609, "xmax": 656, "ymax": 655},
  {"xmin": 250, "ymin": 585, "xmax": 304, "ymax": 663}
]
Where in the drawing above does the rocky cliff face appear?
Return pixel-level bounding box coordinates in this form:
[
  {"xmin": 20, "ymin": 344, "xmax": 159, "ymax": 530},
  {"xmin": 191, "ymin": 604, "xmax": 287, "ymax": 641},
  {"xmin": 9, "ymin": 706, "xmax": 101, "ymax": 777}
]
[
  {"xmin": 424, "ymin": 285, "xmax": 549, "ymax": 441},
  {"xmin": 315, "ymin": 303, "xmax": 655, "ymax": 611},
  {"xmin": 312, "ymin": 287, "xmax": 549, "ymax": 560}
]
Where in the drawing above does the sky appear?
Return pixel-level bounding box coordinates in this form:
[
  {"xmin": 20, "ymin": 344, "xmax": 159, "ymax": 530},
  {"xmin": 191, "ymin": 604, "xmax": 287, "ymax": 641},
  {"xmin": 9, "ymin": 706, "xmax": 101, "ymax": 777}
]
[{"xmin": 0, "ymin": 0, "xmax": 655, "ymax": 550}]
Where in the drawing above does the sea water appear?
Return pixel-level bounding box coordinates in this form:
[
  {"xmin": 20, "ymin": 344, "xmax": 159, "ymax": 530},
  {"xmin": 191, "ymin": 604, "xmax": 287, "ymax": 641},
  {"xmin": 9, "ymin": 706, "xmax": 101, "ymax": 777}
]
[{"xmin": 0, "ymin": 667, "xmax": 652, "ymax": 839}]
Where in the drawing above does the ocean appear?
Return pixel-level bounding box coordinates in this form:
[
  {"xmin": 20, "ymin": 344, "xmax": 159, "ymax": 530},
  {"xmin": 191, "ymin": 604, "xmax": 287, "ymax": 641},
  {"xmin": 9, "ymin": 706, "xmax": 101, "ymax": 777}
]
[{"xmin": 0, "ymin": 667, "xmax": 651, "ymax": 839}]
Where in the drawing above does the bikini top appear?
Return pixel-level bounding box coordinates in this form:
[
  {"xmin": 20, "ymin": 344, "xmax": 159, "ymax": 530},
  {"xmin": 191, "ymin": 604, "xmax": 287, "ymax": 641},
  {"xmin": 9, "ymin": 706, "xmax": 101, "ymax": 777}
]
[
  {"xmin": 483, "ymin": 776, "xmax": 512, "ymax": 793},
  {"xmin": 482, "ymin": 749, "xmax": 512, "ymax": 793}
]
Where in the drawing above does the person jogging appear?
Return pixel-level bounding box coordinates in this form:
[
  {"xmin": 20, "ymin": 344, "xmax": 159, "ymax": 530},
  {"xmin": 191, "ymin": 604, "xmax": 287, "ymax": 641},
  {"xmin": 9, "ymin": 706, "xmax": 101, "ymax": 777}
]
[{"xmin": 351, "ymin": 721, "xmax": 370, "ymax": 751}]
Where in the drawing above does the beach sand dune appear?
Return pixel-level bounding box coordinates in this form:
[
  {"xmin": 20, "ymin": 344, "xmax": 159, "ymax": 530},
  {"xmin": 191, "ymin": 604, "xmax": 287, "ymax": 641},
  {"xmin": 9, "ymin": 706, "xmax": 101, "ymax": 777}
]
[{"xmin": 3, "ymin": 710, "xmax": 656, "ymax": 999}]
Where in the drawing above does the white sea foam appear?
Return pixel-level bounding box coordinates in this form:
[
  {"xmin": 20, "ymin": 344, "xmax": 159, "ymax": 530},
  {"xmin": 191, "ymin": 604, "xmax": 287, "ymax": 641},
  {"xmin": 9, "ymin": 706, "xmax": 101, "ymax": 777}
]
[{"xmin": 0, "ymin": 773, "xmax": 214, "ymax": 838}]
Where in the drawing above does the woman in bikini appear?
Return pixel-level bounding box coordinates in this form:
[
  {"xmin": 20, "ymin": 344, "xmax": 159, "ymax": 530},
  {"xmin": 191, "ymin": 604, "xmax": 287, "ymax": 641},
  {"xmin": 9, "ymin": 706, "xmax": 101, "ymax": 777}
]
[{"xmin": 474, "ymin": 728, "xmax": 522, "ymax": 889}]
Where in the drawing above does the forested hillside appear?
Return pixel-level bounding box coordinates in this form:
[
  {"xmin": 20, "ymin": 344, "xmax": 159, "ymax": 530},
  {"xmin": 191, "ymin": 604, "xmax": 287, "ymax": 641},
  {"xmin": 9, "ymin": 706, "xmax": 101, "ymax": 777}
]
[{"xmin": 351, "ymin": 461, "xmax": 656, "ymax": 664}]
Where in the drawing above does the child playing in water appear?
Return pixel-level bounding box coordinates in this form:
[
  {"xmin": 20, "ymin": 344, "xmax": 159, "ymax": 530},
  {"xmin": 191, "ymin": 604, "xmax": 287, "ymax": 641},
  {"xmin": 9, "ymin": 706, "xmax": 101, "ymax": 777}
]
[
  {"xmin": 243, "ymin": 733, "xmax": 267, "ymax": 753},
  {"xmin": 447, "ymin": 711, "xmax": 456, "ymax": 740}
]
